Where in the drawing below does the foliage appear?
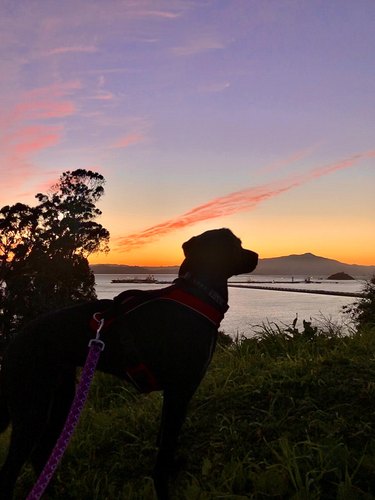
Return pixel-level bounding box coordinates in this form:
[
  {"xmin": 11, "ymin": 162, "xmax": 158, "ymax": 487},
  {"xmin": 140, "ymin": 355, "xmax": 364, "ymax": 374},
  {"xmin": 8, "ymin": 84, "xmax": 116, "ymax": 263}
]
[
  {"xmin": 343, "ymin": 275, "xmax": 375, "ymax": 329},
  {"xmin": 0, "ymin": 170, "xmax": 109, "ymax": 347},
  {"xmin": 35, "ymin": 169, "xmax": 109, "ymax": 258},
  {"xmin": 217, "ymin": 329, "xmax": 234, "ymax": 347},
  {"xmin": 3, "ymin": 320, "xmax": 375, "ymax": 499}
]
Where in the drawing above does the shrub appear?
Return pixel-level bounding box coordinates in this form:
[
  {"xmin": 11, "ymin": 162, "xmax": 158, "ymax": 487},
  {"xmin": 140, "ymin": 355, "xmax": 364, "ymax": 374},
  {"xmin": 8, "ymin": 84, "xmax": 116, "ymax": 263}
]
[{"xmin": 343, "ymin": 276, "xmax": 375, "ymax": 329}]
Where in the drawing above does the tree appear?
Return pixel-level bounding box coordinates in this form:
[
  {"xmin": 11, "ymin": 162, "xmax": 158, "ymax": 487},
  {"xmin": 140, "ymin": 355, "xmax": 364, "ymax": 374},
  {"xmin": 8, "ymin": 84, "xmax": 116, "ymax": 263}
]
[
  {"xmin": 0, "ymin": 170, "xmax": 109, "ymax": 349},
  {"xmin": 35, "ymin": 169, "xmax": 109, "ymax": 258}
]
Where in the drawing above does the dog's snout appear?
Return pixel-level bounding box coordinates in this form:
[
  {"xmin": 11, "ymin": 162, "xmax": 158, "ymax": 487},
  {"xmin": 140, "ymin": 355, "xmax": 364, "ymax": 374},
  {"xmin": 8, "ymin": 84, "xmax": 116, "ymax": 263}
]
[{"xmin": 242, "ymin": 248, "xmax": 258, "ymax": 273}]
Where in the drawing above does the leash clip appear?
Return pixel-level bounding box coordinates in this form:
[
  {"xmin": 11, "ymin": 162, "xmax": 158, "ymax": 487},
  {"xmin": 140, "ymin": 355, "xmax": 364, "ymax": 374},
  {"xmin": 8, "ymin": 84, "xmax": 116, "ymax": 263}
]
[
  {"xmin": 89, "ymin": 313, "xmax": 106, "ymax": 351},
  {"xmin": 88, "ymin": 338, "xmax": 105, "ymax": 351}
]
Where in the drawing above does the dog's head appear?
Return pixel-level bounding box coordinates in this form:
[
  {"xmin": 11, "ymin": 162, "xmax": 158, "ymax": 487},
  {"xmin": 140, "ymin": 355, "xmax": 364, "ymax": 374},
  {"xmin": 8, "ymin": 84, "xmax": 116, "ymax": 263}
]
[{"xmin": 180, "ymin": 228, "xmax": 258, "ymax": 279}]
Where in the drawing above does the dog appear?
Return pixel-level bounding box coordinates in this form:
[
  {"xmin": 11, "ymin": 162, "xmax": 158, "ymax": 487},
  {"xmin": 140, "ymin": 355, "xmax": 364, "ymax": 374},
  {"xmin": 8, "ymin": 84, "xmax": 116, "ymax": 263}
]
[{"xmin": 0, "ymin": 228, "xmax": 258, "ymax": 499}]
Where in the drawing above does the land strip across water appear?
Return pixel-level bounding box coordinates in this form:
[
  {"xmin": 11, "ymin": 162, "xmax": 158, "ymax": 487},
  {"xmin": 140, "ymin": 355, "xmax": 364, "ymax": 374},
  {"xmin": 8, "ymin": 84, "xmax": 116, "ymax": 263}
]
[{"xmin": 228, "ymin": 283, "xmax": 364, "ymax": 298}]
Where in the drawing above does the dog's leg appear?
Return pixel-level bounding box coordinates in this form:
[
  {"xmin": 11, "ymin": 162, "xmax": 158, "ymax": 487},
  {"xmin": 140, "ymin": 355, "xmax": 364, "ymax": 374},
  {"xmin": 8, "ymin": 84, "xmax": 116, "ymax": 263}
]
[
  {"xmin": 0, "ymin": 425, "xmax": 39, "ymax": 500},
  {"xmin": 0, "ymin": 392, "xmax": 52, "ymax": 500},
  {"xmin": 0, "ymin": 362, "xmax": 67, "ymax": 500},
  {"xmin": 153, "ymin": 384, "xmax": 198, "ymax": 500},
  {"xmin": 30, "ymin": 369, "xmax": 76, "ymax": 476}
]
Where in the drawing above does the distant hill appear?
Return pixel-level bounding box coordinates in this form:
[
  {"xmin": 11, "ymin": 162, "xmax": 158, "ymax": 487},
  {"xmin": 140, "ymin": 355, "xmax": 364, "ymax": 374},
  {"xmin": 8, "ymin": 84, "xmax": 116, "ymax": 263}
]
[
  {"xmin": 254, "ymin": 253, "xmax": 375, "ymax": 277},
  {"xmin": 91, "ymin": 254, "xmax": 375, "ymax": 277},
  {"xmin": 327, "ymin": 272, "xmax": 355, "ymax": 280}
]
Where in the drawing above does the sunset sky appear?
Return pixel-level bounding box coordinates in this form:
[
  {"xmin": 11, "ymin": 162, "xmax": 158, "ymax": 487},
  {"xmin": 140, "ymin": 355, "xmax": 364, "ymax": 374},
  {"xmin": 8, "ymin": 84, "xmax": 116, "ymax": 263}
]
[{"xmin": 1, "ymin": 0, "xmax": 374, "ymax": 266}]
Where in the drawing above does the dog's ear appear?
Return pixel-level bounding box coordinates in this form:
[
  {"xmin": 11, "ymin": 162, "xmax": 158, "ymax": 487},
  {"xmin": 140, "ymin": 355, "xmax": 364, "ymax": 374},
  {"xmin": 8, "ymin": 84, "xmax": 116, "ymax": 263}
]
[{"xmin": 182, "ymin": 236, "xmax": 198, "ymax": 257}]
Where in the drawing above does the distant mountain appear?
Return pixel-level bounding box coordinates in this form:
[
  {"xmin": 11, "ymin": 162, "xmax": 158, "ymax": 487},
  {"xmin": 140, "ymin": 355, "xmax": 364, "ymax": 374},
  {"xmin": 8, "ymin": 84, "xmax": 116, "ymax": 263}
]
[
  {"xmin": 146, "ymin": 266, "xmax": 180, "ymax": 274},
  {"xmin": 91, "ymin": 254, "xmax": 375, "ymax": 278},
  {"xmin": 254, "ymin": 253, "xmax": 375, "ymax": 277}
]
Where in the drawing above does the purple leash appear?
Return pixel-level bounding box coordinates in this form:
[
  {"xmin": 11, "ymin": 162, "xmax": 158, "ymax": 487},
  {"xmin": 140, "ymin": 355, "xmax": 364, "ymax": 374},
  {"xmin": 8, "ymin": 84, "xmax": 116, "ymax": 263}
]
[{"xmin": 26, "ymin": 314, "xmax": 105, "ymax": 500}]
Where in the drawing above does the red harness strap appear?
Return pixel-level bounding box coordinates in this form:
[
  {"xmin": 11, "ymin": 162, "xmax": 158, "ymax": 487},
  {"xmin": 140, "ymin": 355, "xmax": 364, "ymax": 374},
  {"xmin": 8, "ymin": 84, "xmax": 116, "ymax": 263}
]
[
  {"xmin": 158, "ymin": 287, "xmax": 225, "ymax": 327},
  {"xmin": 115, "ymin": 286, "xmax": 225, "ymax": 328}
]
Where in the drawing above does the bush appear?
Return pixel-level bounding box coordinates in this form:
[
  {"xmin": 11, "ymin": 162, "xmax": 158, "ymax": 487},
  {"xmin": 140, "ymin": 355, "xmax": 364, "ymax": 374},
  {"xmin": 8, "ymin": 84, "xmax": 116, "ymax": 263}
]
[{"xmin": 344, "ymin": 275, "xmax": 375, "ymax": 329}]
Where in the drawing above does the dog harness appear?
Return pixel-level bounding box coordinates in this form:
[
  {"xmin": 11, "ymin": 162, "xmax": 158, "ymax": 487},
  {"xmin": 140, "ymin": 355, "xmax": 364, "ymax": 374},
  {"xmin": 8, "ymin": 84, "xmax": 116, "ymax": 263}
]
[{"xmin": 90, "ymin": 281, "xmax": 229, "ymax": 393}]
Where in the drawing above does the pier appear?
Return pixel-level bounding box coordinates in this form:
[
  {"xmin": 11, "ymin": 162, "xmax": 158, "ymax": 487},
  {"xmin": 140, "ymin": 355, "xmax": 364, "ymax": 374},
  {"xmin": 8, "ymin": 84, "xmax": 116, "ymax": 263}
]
[{"xmin": 228, "ymin": 284, "xmax": 364, "ymax": 298}]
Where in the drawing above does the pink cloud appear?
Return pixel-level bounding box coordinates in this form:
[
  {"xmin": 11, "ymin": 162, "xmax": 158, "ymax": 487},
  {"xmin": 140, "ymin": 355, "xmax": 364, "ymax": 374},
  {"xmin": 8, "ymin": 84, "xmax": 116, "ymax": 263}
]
[
  {"xmin": 134, "ymin": 10, "xmax": 181, "ymax": 19},
  {"xmin": 13, "ymin": 100, "xmax": 75, "ymax": 121},
  {"xmin": 116, "ymin": 150, "xmax": 375, "ymax": 252},
  {"xmin": 172, "ymin": 36, "xmax": 226, "ymax": 56},
  {"xmin": 7, "ymin": 125, "xmax": 62, "ymax": 154},
  {"xmin": 258, "ymin": 144, "xmax": 320, "ymax": 174},
  {"xmin": 199, "ymin": 81, "xmax": 231, "ymax": 93},
  {"xmin": 91, "ymin": 91, "xmax": 115, "ymax": 101},
  {"xmin": 22, "ymin": 81, "xmax": 82, "ymax": 99},
  {"xmin": 9, "ymin": 82, "xmax": 79, "ymax": 123},
  {"xmin": 46, "ymin": 45, "xmax": 98, "ymax": 56},
  {"xmin": 111, "ymin": 133, "xmax": 145, "ymax": 149},
  {"xmin": 0, "ymin": 125, "xmax": 63, "ymax": 196},
  {"xmin": 0, "ymin": 82, "xmax": 79, "ymax": 200}
]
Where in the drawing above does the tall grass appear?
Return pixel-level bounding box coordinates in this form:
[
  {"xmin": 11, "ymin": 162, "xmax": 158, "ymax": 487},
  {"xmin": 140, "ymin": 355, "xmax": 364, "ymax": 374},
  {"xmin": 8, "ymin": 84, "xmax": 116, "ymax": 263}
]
[{"xmin": 2, "ymin": 319, "xmax": 375, "ymax": 499}]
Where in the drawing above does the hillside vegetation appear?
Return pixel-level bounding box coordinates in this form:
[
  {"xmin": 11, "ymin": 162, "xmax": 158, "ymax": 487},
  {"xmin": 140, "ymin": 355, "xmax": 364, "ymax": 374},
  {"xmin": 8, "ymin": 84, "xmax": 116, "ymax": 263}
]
[{"xmin": 2, "ymin": 318, "xmax": 375, "ymax": 499}]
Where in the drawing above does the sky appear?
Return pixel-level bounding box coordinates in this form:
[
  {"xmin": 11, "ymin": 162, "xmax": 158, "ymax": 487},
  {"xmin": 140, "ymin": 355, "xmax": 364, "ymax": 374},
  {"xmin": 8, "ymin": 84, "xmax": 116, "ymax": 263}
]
[{"xmin": 0, "ymin": 0, "xmax": 374, "ymax": 266}]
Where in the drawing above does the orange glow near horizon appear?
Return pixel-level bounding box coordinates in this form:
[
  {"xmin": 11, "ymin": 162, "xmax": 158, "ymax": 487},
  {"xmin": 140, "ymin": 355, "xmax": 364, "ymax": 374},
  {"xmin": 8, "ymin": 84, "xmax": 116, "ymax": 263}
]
[{"xmin": 88, "ymin": 248, "xmax": 375, "ymax": 267}]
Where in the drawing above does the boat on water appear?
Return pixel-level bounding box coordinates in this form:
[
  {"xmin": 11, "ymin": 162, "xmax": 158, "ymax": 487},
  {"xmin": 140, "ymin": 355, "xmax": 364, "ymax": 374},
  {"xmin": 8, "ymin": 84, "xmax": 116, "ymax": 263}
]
[{"xmin": 111, "ymin": 275, "xmax": 159, "ymax": 284}]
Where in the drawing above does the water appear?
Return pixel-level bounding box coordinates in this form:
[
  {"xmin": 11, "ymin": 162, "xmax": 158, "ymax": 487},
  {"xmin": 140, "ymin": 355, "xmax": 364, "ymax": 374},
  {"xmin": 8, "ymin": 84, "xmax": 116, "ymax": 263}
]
[{"xmin": 94, "ymin": 274, "xmax": 364, "ymax": 338}]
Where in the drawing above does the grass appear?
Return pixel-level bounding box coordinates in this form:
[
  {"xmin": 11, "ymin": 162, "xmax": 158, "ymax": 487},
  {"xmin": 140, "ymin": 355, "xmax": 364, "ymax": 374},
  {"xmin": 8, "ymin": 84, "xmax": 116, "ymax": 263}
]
[{"xmin": 2, "ymin": 319, "xmax": 375, "ymax": 499}]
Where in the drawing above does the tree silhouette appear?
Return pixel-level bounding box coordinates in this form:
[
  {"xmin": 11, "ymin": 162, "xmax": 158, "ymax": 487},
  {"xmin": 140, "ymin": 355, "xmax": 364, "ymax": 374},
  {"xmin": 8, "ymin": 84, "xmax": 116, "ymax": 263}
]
[{"xmin": 0, "ymin": 170, "xmax": 109, "ymax": 349}]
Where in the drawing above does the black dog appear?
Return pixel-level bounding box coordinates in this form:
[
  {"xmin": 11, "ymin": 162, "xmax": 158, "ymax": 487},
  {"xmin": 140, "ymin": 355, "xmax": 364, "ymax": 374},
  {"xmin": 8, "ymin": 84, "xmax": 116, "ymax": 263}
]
[{"xmin": 0, "ymin": 228, "xmax": 258, "ymax": 499}]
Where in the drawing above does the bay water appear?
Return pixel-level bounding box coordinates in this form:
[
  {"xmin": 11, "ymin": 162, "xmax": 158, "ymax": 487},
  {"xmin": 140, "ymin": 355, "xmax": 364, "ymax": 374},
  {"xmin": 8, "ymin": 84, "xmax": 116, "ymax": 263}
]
[{"xmin": 94, "ymin": 274, "xmax": 364, "ymax": 338}]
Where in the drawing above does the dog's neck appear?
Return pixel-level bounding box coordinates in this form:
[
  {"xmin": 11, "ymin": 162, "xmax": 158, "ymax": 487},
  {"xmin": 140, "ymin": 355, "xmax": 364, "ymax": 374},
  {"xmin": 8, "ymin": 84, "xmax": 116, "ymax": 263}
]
[{"xmin": 177, "ymin": 269, "xmax": 229, "ymax": 310}]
